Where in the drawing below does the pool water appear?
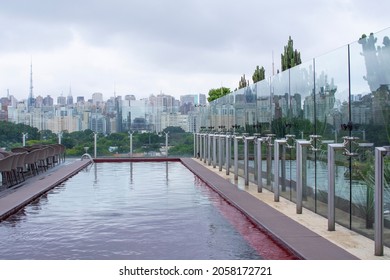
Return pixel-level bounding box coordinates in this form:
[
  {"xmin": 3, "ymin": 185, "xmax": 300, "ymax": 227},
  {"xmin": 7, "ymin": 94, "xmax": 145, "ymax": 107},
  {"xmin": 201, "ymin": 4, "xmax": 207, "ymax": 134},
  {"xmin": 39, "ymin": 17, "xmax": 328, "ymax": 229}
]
[{"xmin": 0, "ymin": 162, "xmax": 297, "ymax": 260}]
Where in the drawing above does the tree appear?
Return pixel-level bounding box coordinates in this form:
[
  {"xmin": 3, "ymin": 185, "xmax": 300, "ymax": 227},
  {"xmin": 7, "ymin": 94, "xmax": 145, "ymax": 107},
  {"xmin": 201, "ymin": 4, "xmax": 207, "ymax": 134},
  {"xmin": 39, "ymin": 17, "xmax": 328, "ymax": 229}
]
[
  {"xmin": 252, "ymin": 66, "xmax": 266, "ymax": 83},
  {"xmin": 207, "ymin": 87, "xmax": 231, "ymax": 102},
  {"xmin": 359, "ymin": 33, "xmax": 390, "ymax": 92},
  {"xmin": 281, "ymin": 36, "xmax": 301, "ymax": 71},
  {"xmin": 0, "ymin": 121, "xmax": 40, "ymax": 148},
  {"xmin": 163, "ymin": 126, "xmax": 185, "ymax": 133},
  {"xmin": 238, "ymin": 74, "xmax": 249, "ymax": 89}
]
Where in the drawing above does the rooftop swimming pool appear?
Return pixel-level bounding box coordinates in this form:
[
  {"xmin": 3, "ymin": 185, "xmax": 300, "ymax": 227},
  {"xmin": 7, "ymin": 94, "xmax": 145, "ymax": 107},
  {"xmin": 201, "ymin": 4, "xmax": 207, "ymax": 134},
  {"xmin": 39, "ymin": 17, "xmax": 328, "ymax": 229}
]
[{"xmin": 0, "ymin": 161, "xmax": 297, "ymax": 260}]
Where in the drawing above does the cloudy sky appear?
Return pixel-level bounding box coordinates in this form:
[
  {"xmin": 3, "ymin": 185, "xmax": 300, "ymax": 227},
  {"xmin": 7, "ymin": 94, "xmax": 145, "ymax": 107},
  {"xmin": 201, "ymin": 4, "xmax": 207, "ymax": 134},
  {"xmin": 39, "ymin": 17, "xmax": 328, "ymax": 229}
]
[{"xmin": 0, "ymin": 0, "xmax": 389, "ymax": 101}]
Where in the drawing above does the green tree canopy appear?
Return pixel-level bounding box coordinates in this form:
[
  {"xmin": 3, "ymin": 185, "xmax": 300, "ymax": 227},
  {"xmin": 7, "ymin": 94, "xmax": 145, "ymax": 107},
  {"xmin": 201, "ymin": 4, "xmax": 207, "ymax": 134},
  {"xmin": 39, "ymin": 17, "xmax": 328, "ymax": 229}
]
[
  {"xmin": 163, "ymin": 126, "xmax": 185, "ymax": 133},
  {"xmin": 252, "ymin": 66, "xmax": 266, "ymax": 83},
  {"xmin": 281, "ymin": 36, "xmax": 302, "ymax": 71},
  {"xmin": 0, "ymin": 121, "xmax": 40, "ymax": 148},
  {"xmin": 207, "ymin": 87, "xmax": 231, "ymax": 102},
  {"xmin": 238, "ymin": 74, "xmax": 249, "ymax": 89}
]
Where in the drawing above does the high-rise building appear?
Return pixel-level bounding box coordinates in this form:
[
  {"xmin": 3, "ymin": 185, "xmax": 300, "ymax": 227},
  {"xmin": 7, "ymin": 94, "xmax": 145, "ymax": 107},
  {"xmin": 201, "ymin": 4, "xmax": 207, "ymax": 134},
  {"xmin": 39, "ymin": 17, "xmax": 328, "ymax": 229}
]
[
  {"xmin": 92, "ymin": 92, "xmax": 103, "ymax": 105},
  {"xmin": 199, "ymin": 93, "xmax": 207, "ymax": 105},
  {"xmin": 57, "ymin": 95, "xmax": 66, "ymax": 106},
  {"xmin": 43, "ymin": 95, "xmax": 54, "ymax": 106},
  {"xmin": 67, "ymin": 90, "xmax": 74, "ymax": 105},
  {"xmin": 77, "ymin": 96, "xmax": 85, "ymax": 103}
]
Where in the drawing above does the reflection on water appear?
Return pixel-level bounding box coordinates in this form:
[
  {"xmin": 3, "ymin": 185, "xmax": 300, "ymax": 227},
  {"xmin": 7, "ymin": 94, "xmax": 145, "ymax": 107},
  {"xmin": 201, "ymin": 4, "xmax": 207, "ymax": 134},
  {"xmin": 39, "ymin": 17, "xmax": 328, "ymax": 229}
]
[{"xmin": 0, "ymin": 162, "xmax": 296, "ymax": 260}]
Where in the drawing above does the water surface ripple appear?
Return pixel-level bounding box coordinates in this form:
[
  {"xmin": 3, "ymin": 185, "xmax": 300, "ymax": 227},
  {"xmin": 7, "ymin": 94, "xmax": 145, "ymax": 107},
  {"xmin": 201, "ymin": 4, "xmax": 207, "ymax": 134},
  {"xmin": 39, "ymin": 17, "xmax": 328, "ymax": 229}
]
[{"xmin": 0, "ymin": 162, "xmax": 296, "ymax": 260}]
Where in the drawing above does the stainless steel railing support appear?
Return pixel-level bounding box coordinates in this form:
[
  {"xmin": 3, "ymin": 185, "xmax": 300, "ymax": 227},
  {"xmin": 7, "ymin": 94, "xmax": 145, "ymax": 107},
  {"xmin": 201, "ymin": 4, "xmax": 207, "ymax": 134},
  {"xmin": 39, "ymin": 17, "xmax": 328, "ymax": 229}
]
[
  {"xmin": 233, "ymin": 135, "xmax": 243, "ymax": 181},
  {"xmin": 212, "ymin": 134, "xmax": 217, "ymax": 168},
  {"xmin": 296, "ymin": 140, "xmax": 311, "ymax": 214},
  {"xmin": 256, "ymin": 138, "xmax": 264, "ymax": 193},
  {"xmin": 203, "ymin": 134, "xmax": 207, "ymax": 164},
  {"xmin": 274, "ymin": 139, "xmax": 287, "ymax": 202},
  {"xmin": 327, "ymin": 143, "xmax": 344, "ymax": 231},
  {"xmin": 207, "ymin": 134, "xmax": 212, "ymax": 166},
  {"xmin": 243, "ymin": 136, "xmax": 255, "ymax": 186},
  {"xmin": 225, "ymin": 135, "xmax": 231, "ymax": 175},
  {"xmin": 218, "ymin": 134, "xmax": 223, "ymax": 171},
  {"xmin": 374, "ymin": 146, "xmax": 390, "ymax": 256}
]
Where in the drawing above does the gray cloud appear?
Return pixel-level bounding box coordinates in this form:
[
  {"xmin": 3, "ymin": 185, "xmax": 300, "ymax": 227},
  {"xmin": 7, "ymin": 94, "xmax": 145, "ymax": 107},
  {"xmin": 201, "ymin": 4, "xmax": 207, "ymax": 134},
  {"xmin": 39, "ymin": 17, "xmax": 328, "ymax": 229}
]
[{"xmin": 0, "ymin": 0, "xmax": 389, "ymax": 100}]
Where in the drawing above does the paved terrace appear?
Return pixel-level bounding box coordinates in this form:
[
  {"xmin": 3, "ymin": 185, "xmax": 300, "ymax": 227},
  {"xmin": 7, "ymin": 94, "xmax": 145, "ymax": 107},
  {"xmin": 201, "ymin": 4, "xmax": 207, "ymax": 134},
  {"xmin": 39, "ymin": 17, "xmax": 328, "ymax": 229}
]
[
  {"xmin": 0, "ymin": 157, "xmax": 389, "ymax": 260},
  {"xmin": 181, "ymin": 158, "xmax": 390, "ymax": 260}
]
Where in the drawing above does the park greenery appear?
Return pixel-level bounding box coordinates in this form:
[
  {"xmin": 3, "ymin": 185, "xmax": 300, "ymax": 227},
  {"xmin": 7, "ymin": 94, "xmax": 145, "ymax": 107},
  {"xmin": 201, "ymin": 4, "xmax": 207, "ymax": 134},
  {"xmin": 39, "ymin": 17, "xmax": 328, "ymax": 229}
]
[
  {"xmin": 207, "ymin": 87, "xmax": 231, "ymax": 102},
  {"xmin": 0, "ymin": 121, "xmax": 194, "ymax": 157}
]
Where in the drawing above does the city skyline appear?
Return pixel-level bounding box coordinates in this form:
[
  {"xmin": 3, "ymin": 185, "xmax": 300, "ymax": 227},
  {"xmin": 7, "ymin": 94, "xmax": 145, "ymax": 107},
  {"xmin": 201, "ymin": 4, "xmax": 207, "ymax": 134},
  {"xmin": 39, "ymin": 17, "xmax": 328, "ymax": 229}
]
[{"xmin": 1, "ymin": 1, "xmax": 389, "ymax": 101}]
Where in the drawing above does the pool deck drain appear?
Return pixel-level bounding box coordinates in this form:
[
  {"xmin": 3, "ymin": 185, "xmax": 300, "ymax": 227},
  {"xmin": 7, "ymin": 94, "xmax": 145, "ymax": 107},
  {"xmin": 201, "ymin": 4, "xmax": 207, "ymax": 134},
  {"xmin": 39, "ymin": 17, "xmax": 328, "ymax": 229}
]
[{"xmin": 1, "ymin": 157, "xmax": 389, "ymax": 260}]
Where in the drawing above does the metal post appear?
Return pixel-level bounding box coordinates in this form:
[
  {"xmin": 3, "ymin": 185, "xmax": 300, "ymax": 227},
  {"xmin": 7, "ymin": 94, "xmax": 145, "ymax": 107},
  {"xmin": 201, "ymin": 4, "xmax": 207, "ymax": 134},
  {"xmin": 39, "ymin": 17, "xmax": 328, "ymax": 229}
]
[
  {"xmin": 244, "ymin": 136, "xmax": 255, "ymax": 186},
  {"xmin": 253, "ymin": 134, "xmax": 261, "ymax": 182},
  {"xmin": 194, "ymin": 132, "xmax": 201, "ymax": 158},
  {"xmin": 204, "ymin": 134, "xmax": 207, "ymax": 163},
  {"xmin": 296, "ymin": 140, "xmax": 311, "ymax": 214},
  {"xmin": 129, "ymin": 132, "xmax": 133, "ymax": 157},
  {"xmin": 257, "ymin": 138, "xmax": 263, "ymax": 193},
  {"xmin": 218, "ymin": 134, "xmax": 223, "ymax": 171},
  {"xmin": 266, "ymin": 141, "xmax": 273, "ymax": 186},
  {"xmin": 199, "ymin": 134, "xmax": 202, "ymax": 160},
  {"xmin": 274, "ymin": 139, "xmax": 286, "ymax": 202},
  {"xmin": 58, "ymin": 131, "xmax": 62, "ymax": 145},
  {"xmin": 281, "ymin": 145, "xmax": 286, "ymax": 191},
  {"xmin": 244, "ymin": 136, "xmax": 249, "ymax": 186},
  {"xmin": 212, "ymin": 134, "xmax": 217, "ymax": 168},
  {"xmin": 225, "ymin": 135, "xmax": 231, "ymax": 175},
  {"xmin": 327, "ymin": 143, "xmax": 344, "ymax": 231},
  {"xmin": 22, "ymin": 132, "xmax": 28, "ymax": 147},
  {"xmin": 94, "ymin": 132, "xmax": 97, "ymax": 159},
  {"xmin": 374, "ymin": 147, "xmax": 387, "ymax": 256},
  {"xmin": 234, "ymin": 136, "xmax": 241, "ymax": 181},
  {"xmin": 165, "ymin": 132, "xmax": 169, "ymax": 157},
  {"xmin": 208, "ymin": 134, "xmax": 212, "ymax": 166}
]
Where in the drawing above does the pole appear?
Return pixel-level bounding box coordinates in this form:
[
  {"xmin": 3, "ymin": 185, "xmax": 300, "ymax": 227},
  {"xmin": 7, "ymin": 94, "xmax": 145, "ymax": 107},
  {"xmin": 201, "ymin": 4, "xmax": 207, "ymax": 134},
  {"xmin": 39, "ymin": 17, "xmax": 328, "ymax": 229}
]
[
  {"xmin": 58, "ymin": 131, "xmax": 62, "ymax": 145},
  {"xmin": 129, "ymin": 132, "xmax": 133, "ymax": 157},
  {"xmin": 22, "ymin": 133, "xmax": 27, "ymax": 147},
  {"xmin": 165, "ymin": 132, "xmax": 169, "ymax": 157},
  {"xmin": 374, "ymin": 147, "xmax": 387, "ymax": 256},
  {"xmin": 94, "ymin": 132, "xmax": 97, "ymax": 158}
]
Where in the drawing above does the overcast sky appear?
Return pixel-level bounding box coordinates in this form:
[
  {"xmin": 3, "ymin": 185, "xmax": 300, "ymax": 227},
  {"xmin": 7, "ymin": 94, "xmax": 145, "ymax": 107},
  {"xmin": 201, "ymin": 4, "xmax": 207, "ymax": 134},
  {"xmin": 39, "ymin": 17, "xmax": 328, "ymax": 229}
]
[{"xmin": 0, "ymin": 0, "xmax": 389, "ymax": 101}]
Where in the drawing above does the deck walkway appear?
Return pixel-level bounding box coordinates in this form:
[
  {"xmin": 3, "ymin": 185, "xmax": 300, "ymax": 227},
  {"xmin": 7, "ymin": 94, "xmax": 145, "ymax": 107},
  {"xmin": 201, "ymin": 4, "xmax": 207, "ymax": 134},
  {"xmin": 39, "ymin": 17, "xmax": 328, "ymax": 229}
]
[
  {"xmin": 181, "ymin": 158, "xmax": 360, "ymax": 260},
  {"xmin": 0, "ymin": 159, "xmax": 92, "ymax": 221}
]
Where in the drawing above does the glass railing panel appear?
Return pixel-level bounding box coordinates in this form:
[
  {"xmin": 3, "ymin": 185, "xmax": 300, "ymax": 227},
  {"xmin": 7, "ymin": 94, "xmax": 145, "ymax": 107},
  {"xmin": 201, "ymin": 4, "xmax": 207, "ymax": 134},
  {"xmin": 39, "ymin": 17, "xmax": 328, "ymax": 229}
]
[
  {"xmin": 218, "ymin": 94, "xmax": 231, "ymax": 133},
  {"xmin": 269, "ymin": 71, "xmax": 289, "ymax": 199},
  {"xmin": 233, "ymin": 88, "xmax": 247, "ymax": 132},
  {"xmin": 253, "ymin": 79, "xmax": 272, "ymax": 190},
  {"xmin": 255, "ymin": 78, "xmax": 272, "ymax": 133},
  {"xmin": 290, "ymin": 61, "xmax": 315, "ymax": 207},
  {"xmin": 349, "ymin": 29, "xmax": 390, "ymax": 237},
  {"xmin": 314, "ymin": 46, "xmax": 350, "ymax": 220},
  {"xmin": 270, "ymin": 70, "xmax": 290, "ymax": 138}
]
